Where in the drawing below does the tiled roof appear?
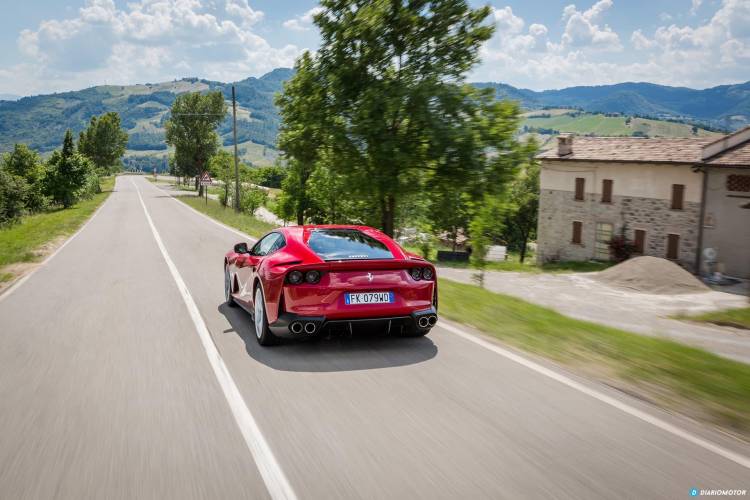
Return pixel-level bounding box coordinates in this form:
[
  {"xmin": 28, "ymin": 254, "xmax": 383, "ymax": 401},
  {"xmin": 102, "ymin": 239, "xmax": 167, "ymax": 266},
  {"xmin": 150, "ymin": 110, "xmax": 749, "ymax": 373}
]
[
  {"xmin": 537, "ymin": 137, "xmax": 716, "ymax": 163},
  {"xmin": 704, "ymin": 140, "xmax": 750, "ymax": 166}
]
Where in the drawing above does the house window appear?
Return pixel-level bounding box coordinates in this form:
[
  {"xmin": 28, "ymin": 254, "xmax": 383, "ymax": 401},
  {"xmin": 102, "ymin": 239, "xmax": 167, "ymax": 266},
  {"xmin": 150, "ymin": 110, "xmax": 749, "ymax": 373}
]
[
  {"xmin": 634, "ymin": 229, "xmax": 646, "ymax": 254},
  {"xmin": 572, "ymin": 221, "xmax": 583, "ymax": 244},
  {"xmin": 671, "ymin": 184, "xmax": 684, "ymax": 210},
  {"xmin": 575, "ymin": 177, "xmax": 585, "ymax": 201},
  {"xmin": 666, "ymin": 234, "xmax": 680, "ymax": 260},
  {"xmin": 727, "ymin": 174, "xmax": 750, "ymax": 192},
  {"xmin": 601, "ymin": 179, "xmax": 613, "ymax": 203}
]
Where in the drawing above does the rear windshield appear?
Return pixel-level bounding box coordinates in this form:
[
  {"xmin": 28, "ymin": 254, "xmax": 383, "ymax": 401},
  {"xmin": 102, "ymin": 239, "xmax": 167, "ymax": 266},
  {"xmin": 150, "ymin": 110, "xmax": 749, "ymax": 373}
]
[{"xmin": 307, "ymin": 229, "xmax": 394, "ymax": 261}]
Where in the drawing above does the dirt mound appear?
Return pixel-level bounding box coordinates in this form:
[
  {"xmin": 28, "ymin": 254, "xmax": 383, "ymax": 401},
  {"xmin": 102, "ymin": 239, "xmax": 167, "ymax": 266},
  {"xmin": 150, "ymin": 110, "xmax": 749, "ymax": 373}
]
[{"xmin": 592, "ymin": 256, "xmax": 709, "ymax": 294}]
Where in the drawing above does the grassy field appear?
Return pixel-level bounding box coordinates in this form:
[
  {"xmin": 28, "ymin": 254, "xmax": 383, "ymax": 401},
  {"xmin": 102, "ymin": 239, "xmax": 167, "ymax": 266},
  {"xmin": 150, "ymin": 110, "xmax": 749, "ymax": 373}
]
[
  {"xmin": 437, "ymin": 278, "xmax": 750, "ymax": 436},
  {"xmin": 522, "ymin": 110, "xmax": 720, "ymax": 138},
  {"xmin": 176, "ymin": 194, "xmax": 275, "ymax": 239},
  {"xmin": 678, "ymin": 307, "xmax": 750, "ymax": 330},
  {"xmin": 0, "ymin": 176, "xmax": 115, "ymax": 282}
]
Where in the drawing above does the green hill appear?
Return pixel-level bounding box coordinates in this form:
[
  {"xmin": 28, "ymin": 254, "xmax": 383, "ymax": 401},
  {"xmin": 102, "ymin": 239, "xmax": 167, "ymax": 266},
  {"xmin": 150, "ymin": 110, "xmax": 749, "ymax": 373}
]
[
  {"xmin": 521, "ymin": 109, "xmax": 721, "ymax": 142},
  {"xmin": 0, "ymin": 70, "xmax": 292, "ymax": 169}
]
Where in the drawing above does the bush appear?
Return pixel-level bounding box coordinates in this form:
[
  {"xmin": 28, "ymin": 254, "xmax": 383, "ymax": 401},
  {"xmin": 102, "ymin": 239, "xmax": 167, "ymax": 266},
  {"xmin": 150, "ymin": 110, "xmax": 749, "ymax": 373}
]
[
  {"xmin": 608, "ymin": 234, "xmax": 636, "ymax": 262},
  {"xmin": 0, "ymin": 169, "xmax": 29, "ymax": 226},
  {"xmin": 240, "ymin": 186, "xmax": 268, "ymax": 216}
]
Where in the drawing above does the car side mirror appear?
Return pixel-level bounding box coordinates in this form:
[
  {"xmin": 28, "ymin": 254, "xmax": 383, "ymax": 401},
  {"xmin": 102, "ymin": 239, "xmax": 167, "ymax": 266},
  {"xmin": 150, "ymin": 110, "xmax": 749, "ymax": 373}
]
[{"xmin": 234, "ymin": 242, "xmax": 249, "ymax": 254}]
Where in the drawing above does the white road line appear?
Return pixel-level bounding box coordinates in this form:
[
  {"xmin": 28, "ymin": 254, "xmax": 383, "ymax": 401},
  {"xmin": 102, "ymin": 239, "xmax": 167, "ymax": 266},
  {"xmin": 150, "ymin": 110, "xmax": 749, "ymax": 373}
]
[
  {"xmin": 0, "ymin": 188, "xmax": 111, "ymax": 303},
  {"xmin": 132, "ymin": 179, "xmax": 297, "ymax": 500},
  {"xmin": 142, "ymin": 178, "xmax": 258, "ymax": 242},
  {"xmin": 439, "ymin": 320, "xmax": 750, "ymax": 470}
]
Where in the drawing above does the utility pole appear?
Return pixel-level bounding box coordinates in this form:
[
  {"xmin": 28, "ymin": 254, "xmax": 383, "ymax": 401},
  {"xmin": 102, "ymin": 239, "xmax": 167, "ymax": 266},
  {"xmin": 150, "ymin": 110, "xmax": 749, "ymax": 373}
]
[{"xmin": 232, "ymin": 85, "xmax": 240, "ymax": 212}]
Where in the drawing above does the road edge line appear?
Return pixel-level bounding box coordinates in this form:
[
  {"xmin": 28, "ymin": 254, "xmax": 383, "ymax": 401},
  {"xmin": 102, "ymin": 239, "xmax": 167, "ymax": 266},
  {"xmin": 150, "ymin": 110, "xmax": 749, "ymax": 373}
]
[
  {"xmin": 144, "ymin": 178, "xmax": 258, "ymax": 242},
  {"xmin": 439, "ymin": 320, "xmax": 750, "ymax": 470},
  {"xmin": 0, "ymin": 185, "xmax": 112, "ymax": 303},
  {"xmin": 132, "ymin": 179, "xmax": 297, "ymax": 500}
]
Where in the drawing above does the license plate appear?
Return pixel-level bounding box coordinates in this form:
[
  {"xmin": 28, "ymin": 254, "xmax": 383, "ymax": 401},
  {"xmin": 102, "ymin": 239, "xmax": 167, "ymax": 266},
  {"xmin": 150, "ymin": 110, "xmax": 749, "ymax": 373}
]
[{"xmin": 345, "ymin": 292, "xmax": 394, "ymax": 305}]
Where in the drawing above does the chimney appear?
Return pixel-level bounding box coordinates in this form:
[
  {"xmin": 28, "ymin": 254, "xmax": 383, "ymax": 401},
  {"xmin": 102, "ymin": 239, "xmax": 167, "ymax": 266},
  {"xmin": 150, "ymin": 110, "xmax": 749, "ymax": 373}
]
[{"xmin": 557, "ymin": 134, "xmax": 573, "ymax": 156}]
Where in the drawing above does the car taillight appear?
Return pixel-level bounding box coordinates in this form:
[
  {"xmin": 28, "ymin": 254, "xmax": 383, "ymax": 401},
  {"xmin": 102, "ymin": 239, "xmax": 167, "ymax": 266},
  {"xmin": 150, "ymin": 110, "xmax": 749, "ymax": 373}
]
[
  {"xmin": 410, "ymin": 268, "xmax": 422, "ymax": 280},
  {"xmin": 287, "ymin": 270, "xmax": 321, "ymax": 285},
  {"xmin": 422, "ymin": 267, "xmax": 434, "ymax": 280},
  {"xmin": 304, "ymin": 270, "xmax": 321, "ymax": 284}
]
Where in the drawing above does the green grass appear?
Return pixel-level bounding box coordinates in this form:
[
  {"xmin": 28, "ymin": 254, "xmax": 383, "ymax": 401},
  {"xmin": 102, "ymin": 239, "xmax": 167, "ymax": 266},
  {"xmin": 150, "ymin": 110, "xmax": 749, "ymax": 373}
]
[
  {"xmin": 438, "ymin": 278, "xmax": 750, "ymax": 435},
  {"xmin": 678, "ymin": 307, "xmax": 750, "ymax": 330},
  {"xmin": 522, "ymin": 111, "xmax": 719, "ymax": 138},
  {"xmin": 0, "ymin": 177, "xmax": 115, "ymax": 271},
  {"xmin": 176, "ymin": 194, "xmax": 275, "ymax": 239}
]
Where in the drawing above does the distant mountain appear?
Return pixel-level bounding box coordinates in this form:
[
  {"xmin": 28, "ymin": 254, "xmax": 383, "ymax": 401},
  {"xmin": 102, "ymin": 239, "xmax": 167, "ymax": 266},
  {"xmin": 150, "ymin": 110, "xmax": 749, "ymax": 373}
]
[
  {"xmin": 473, "ymin": 81, "xmax": 750, "ymax": 130},
  {"xmin": 1, "ymin": 70, "xmax": 747, "ymax": 161},
  {"xmin": 0, "ymin": 70, "xmax": 290, "ymax": 156}
]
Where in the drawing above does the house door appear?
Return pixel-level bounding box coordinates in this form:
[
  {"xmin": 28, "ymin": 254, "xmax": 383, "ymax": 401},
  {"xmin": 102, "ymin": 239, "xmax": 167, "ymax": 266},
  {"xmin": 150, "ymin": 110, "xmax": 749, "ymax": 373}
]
[{"xmin": 595, "ymin": 222, "xmax": 613, "ymax": 261}]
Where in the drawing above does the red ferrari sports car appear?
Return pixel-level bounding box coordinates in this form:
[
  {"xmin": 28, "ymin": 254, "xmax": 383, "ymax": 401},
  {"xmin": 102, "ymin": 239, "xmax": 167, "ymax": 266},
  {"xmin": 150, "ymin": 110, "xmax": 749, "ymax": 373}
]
[{"xmin": 224, "ymin": 225, "xmax": 438, "ymax": 345}]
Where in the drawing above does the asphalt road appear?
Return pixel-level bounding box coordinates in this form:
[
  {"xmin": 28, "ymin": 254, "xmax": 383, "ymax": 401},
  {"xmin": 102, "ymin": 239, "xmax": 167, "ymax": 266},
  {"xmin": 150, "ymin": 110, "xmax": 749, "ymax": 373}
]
[{"xmin": 0, "ymin": 176, "xmax": 748, "ymax": 499}]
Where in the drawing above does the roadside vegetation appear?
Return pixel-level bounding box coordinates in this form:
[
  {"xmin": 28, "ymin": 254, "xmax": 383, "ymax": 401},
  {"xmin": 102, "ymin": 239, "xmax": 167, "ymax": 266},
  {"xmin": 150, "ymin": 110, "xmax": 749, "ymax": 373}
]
[
  {"xmin": 0, "ymin": 111, "xmax": 128, "ymax": 285},
  {"xmin": 677, "ymin": 307, "xmax": 750, "ymax": 330},
  {"xmin": 0, "ymin": 176, "xmax": 115, "ymax": 282},
  {"xmin": 437, "ymin": 279, "xmax": 750, "ymax": 436},
  {"xmin": 176, "ymin": 194, "xmax": 275, "ymax": 239}
]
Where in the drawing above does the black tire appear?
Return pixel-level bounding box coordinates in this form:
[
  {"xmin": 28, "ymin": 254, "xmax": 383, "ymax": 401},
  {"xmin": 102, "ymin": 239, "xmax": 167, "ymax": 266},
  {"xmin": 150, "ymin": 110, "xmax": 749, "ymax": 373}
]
[
  {"xmin": 253, "ymin": 286, "xmax": 277, "ymax": 346},
  {"xmin": 225, "ymin": 267, "xmax": 237, "ymax": 307}
]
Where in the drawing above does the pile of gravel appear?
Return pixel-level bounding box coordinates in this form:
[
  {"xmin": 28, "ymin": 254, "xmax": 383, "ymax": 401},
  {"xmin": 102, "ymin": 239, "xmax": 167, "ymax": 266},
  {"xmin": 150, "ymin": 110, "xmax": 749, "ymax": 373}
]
[{"xmin": 591, "ymin": 256, "xmax": 709, "ymax": 294}]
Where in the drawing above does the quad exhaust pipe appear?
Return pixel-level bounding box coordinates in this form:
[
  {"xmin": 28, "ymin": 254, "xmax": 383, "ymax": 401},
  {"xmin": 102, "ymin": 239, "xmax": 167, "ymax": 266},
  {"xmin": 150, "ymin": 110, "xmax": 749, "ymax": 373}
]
[
  {"xmin": 427, "ymin": 315, "xmax": 437, "ymax": 326},
  {"xmin": 290, "ymin": 322, "xmax": 303, "ymax": 334},
  {"xmin": 304, "ymin": 322, "xmax": 317, "ymax": 334}
]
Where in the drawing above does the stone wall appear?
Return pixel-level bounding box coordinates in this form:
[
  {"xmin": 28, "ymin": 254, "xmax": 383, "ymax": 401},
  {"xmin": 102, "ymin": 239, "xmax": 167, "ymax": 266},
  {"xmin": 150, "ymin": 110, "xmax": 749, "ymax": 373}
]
[{"xmin": 537, "ymin": 188, "xmax": 700, "ymax": 270}]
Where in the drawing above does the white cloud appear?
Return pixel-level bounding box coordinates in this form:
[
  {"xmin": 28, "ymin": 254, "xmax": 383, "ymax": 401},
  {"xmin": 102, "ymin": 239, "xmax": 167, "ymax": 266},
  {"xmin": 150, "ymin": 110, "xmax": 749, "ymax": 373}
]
[
  {"xmin": 282, "ymin": 7, "xmax": 323, "ymax": 32},
  {"xmin": 560, "ymin": 0, "xmax": 621, "ymax": 50},
  {"xmin": 225, "ymin": 0, "xmax": 264, "ymax": 27},
  {"xmin": 475, "ymin": 0, "xmax": 750, "ymax": 90},
  {"xmin": 690, "ymin": 0, "xmax": 702, "ymax": 16},
  {"xmin": 529, "ymin": 23, "xmax": 548, "ymax": 37},
  {"xmin": 9, "ymin": 0, "xmax": 300, "ymax": 95},
  {"xmin": 492, "ymin": 6, "xmax": 524, "ymax": 34},
  {"xmin": 631, "ymin": 29, "xmax": 653, "ymax": 50}
]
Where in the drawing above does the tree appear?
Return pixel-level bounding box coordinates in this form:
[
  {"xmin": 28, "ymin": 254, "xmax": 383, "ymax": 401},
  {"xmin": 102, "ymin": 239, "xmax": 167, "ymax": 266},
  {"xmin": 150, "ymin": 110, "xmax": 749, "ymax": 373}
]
[
  {"xmin": 2, "ymin": 144, "xmax": 48, "ymax": 212},
  {"xmin": 78, "ymin": 112, "xmax": 129, "ymax": 173},
  {"xmin": 501, "ymin": 141, "xmax": 540, "ymax": 262},
  {"xmin": 208, "ymin": 150, "xmax": 234, "ymax": 207},
  {"xmin": 45, "ymin": 130, "xmax": 95, "ymax": 208},
  {"xmin": 0, "ymin": 168, "xmax": 29, "ymax": 226},
  {"xmin": 275, "ymin": 52, "xmax": 329, "ymax": 224},
  {"xmin": 165, "ymin": 91, "xmax": 226, "ymax": 194},
  {"xmin": 308, "ymin": 0, "xmax": 496, "ymax": 236}
]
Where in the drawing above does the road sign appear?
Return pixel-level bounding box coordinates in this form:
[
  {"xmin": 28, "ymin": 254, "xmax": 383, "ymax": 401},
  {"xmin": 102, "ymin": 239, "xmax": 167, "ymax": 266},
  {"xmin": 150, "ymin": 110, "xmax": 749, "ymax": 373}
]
[{"xmin": 200, "ymin": 172, "xmax": 213, "ymax": 186}]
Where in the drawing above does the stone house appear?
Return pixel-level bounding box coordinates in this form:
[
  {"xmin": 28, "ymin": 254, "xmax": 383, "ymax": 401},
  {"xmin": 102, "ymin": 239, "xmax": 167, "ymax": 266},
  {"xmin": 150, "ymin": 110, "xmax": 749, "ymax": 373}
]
[{"xmin": 535, "ymin": 127, "xmax": 750, "ymax": 278}]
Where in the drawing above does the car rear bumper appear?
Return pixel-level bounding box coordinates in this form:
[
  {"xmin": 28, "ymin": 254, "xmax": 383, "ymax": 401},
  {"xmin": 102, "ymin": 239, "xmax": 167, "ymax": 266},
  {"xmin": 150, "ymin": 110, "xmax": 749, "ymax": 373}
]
[{"xmin": 268, "ymin": 307, "xmax": 438, "ymax": 338}]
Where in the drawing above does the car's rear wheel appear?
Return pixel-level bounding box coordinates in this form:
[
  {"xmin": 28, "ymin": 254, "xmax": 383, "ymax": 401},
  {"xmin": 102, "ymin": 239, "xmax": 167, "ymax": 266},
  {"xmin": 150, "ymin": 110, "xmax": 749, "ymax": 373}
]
[
  {"xmin": 224, "ymin": 267, "xmax": 237, "ymax": 307},
  {"xmin": 254, "ymin": 286, "xmax": 276, "ymax": 346}
]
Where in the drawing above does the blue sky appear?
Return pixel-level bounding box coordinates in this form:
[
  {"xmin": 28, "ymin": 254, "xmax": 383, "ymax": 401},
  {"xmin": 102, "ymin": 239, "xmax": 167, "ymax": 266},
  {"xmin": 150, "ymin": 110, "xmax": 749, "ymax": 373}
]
[{"xmin": 0, "ymin": 0, "xmax": 748, "ymax": 96}]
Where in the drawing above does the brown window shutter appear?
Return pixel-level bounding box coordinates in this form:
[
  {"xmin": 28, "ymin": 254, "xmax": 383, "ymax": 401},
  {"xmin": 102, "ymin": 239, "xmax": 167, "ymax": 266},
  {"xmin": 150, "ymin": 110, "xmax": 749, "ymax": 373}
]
[
  {"xmin": 572, "ymin": 221, "xmax": 582, "ymax": 244},
  {"xmin": 634, "ymin": 229, "xmax": 645, "ymax": 254},
  {"xmin": 666, "ymin": 234, "xmax": 679, "ymax": 260},
  {"xmin": 602, "ymin": 179, "xmax": 613, "ymax": 203},
  {"xmin": 575, "ymin": 178, "xmax": 585, "ymax": 201},
  {"xmin": 671, "ymin": 184, "xmax": 684, "ymax": 210}
]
